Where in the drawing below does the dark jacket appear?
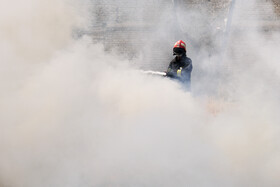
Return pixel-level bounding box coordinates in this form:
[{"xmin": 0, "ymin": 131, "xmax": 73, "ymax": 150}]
[{"xmin": 166, "ymin": 54, "xmax": 193, "ymax": 89}]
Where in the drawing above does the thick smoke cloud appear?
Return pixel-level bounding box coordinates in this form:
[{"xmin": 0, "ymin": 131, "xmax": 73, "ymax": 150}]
[{"xmin": 0, "ymin": 0, "xmax": 280, "ymax": 186}]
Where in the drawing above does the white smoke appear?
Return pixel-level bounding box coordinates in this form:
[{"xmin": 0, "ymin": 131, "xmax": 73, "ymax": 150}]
[{"xmin": 0, "ymin": 0, "xmax": 280, "ymax": 186}]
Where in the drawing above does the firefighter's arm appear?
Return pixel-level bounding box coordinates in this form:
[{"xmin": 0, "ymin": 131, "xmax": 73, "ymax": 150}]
[{"xmin": 166, "ymin": 66, "xmax": 176, "ymax": 77}]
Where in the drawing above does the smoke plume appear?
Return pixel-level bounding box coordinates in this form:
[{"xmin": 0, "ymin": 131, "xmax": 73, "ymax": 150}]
[{"xmin": 0, "ymin": 0, "xmax": 280, "ymax": 186}]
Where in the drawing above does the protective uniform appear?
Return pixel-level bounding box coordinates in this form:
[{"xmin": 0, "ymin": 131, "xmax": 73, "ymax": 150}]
[{"xmin": 166, "ymin": 40, "xmax": 193, "ymax": 90}]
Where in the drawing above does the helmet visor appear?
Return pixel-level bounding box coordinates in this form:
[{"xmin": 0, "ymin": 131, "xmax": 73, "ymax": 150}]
[{"xmin": 173, "ymin": 48, "xmax": 185, "ymax": 56}]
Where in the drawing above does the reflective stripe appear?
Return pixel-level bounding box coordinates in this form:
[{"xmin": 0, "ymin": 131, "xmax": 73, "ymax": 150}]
[{"xmin": 177, "ymin": 68, "xmax": 182, "ymax": 77}]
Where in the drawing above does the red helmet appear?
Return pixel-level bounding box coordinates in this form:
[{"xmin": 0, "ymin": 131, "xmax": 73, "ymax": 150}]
[{"xmin": 173, "ymin": 40, "xmax": 186, "ymax": 52}]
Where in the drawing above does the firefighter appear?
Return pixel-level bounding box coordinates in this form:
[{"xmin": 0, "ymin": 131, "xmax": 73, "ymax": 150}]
[{"xmin": 166, "ymin": 40, "xmax": 193, "ymax": 90}]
